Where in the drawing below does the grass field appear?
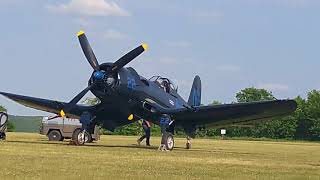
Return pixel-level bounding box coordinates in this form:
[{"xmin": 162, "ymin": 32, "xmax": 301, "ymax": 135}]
[{"xmin": 0, "ymin": 133, "xmax": 319, "ymax": 180}]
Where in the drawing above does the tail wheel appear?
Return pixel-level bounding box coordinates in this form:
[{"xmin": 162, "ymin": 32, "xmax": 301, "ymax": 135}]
[
  {"xmin": 164, "ymin": 133, "xmax": 174, "ymax": 151},
  {"xmin": 48, "ymin": 130, "xmax": 62, "ymax": 141},
  {"xmin": 186, "ymin": 142, "xmax": 191, "ymax": 149}
]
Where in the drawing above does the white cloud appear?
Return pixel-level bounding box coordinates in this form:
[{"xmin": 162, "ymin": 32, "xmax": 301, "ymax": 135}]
[
  {"xmin": 216, "ymin": 65, "xmax": 241, "ymax": 72},
  {"xmin": 258, "ymin": 83, "xmax": 289, "ymax": 91},
  {"xmin": 48, "ymin": 0, "xmax": 130, "ymax": 17},
  {"xmin": 103, "ymin": 29, "xmax": 127, "ymax": 40}
]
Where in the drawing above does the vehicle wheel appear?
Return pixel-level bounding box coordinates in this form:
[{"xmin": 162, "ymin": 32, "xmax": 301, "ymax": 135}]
[
  {"xmin": 72, "ymin": 129, "xmax": 87, "ymax": 146},
  {"xmin": 164, "ymin": 132, "xmax": 174, "ymax": 151},
  {"xmin": 48, "ymin": 130, "xmax": 62, "ymax": 141}
]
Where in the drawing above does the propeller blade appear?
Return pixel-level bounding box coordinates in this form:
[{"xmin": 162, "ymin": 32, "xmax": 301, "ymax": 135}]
[
  {"xmin": 111, "ymin": 44, "xmax": 148, "ymax": 72},
  {"xmin": 62, "ymin": 84, "xmax": 93, "ymax": 115},
  {"xmin": 77, "ymin": 31, "xmax": 100, "ymax": 71}
]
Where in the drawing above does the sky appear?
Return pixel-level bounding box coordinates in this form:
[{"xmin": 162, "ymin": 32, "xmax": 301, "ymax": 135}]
[{"xmin": 0, "ymin": 0, "xmax": 320, "ymax": 115}]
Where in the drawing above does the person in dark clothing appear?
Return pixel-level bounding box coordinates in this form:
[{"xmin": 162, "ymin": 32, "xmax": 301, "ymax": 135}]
[{"xmin": 137, "ymin": 120, "xmax": 151, "ymax": 146}]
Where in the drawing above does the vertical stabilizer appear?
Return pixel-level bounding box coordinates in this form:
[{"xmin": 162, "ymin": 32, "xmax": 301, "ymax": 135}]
[{"xmin": 188, "ymin": 75, "xmax": 201, "ymax": 107}]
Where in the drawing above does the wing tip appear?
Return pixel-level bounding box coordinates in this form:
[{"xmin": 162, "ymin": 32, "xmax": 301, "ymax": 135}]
[{"xmin": 276, "ymin": 99, "xmax": 297, "ymax": 113}]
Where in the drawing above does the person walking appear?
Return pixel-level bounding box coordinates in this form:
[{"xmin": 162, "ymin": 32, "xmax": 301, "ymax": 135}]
[{"xmin": 137, "ymin": 119, "xmax": 151, "ymax": 146}]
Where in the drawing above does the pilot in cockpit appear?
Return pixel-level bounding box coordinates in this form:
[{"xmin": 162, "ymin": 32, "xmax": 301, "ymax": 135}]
[{"xmin": 161, "ymin": 80, "xmax": 170, "ymax": 93}]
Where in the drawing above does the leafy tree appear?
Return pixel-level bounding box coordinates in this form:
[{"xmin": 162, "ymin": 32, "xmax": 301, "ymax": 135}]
[
  {"xmin": 6, "ymin": 121, "xmax": 15, "ymax": 132},
  {"xmin": 236, "ymin": 87, "xmax": 276, "ymax": 103},
  {"xmin": 301, "ymin": 90, "xmax": 320, "ymax": 140},
  {"xmin": 211, "ymin": 100, "xmax": 222, "ymax": 105},
  {"xmin": 82, "ymin": 97, "xmax": 100, "ymax": 105},
  {"xmin": 0, "ymin": 105, "xmax": 6, "ymax": 112}
]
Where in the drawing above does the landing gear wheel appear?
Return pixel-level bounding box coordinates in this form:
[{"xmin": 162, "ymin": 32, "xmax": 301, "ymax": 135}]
[
  {"xmin": 48, "ymin": 130, "xmax": 62, "ymax": 141},
  {"xmin": 85, "ymin": 132, "xmax": 92, "ymax": 143},
  {"xmin": 164, "ymin": 133, "xmax": 174, "ymax": 151},
  {"xmin": 72, "ymin": 129, "xmax": 91, "ymax": 145}
]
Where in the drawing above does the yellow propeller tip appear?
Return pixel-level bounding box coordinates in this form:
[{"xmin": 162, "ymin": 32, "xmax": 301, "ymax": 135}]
[
  {"xmin": 142, "ymin": 43, "xmax": 148, "ymax": 51},
  {"xmin": 128, "ymin": 114, "xmax": 134, "ymax": 121},
  {"xmin": 60, "ymin": 110, "xmax": 66, "ymax": 117},
  {"xmin": 77, "ymin": 30, "xmax": 85, "ymax": 36}
]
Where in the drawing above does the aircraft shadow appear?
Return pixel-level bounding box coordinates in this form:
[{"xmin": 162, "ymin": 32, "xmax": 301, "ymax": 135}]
[
  {"xmin": 3, "ymin": 140, "xmax": 258, "ymax": 154},
  {"xmin": 4, "ymin": 140, "xmax": 67, "ymax": 146},
  {"xmin": 3, "ymin": 140, "xmax": 200, "ymax": 151}
]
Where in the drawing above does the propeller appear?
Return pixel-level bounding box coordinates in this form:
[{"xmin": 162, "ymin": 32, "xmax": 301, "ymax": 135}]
[
  {"xmin": 77, "ymin": 31, "xmax": 100, "ymax": 71},
  {"xmin": 58, "ymin": 30, "xmax": 148, "ymax": 117},
  {"xmin": 111, "ymin": 44, "xmax": 148, "ymax": 73}
]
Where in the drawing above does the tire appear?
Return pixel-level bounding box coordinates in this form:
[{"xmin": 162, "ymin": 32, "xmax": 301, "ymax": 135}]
[
  {"xmin": 85, "ymin": 132, "xmax": 92, "ymax": 143},
  {"xmin": 72, "ymin": 129, "xmax": 90, "ymax": 145},
  {"xmin": 164, "ymin": 132, "xmax": 174, "ymax": 151},
  {"xmin": 48, "ymin": 130, "xmax": 62, "ymax": 141}
]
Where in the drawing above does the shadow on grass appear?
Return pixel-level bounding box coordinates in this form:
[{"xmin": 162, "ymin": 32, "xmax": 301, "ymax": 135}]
[
  {"xmin": 4, "ymin": 140, "xmax": 203, "ymax": 152},
  {"xmin": 4, "ymin": 140, "xmax": 67, "ymax": 146},
  {"xmin": 3, "ymin": 140, "xmax": 263, "ymax": 155}
]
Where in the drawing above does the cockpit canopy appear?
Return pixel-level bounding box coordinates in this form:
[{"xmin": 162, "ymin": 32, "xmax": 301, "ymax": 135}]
[{"xmin": 149, "ymin": 76, "xmax": 178, "ymax": 93}]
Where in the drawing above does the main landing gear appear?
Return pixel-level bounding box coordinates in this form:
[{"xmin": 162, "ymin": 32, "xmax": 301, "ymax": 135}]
[
  {"xmin": 71, "ymin": 111, "xmax": 94, "ymax": 145},
  {"xmin": 158, "ymin": 115, "xmax": 175, "ymax": 151},
  {"xmin": 159, "ymin": 132, "xmax": 175, "ymax": 151},
  {"xmin": 72, "ymin": 129, "xmax": 91, "ymax": 145}
]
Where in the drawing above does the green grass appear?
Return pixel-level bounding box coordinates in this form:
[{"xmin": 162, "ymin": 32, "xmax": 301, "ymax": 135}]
[{"xmin": 0, "ymin": 133, "xmax": 319, "ymax": 180}]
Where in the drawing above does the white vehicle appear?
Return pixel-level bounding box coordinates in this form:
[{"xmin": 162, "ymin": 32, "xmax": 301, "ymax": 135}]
[{"xmin": 40, "ymin": 116, "xmax": 100, "ymax": 142}]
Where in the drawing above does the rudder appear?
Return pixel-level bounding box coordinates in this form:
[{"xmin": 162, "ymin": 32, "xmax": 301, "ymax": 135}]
[{"xmin": 188, "ymin": 75, "xmax": 201, "ymax": 107}]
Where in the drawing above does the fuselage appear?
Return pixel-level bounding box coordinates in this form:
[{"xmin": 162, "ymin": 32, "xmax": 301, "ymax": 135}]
[{"xmin": 89, "ymin": 66, "xmax": 189, "ymax": 130}]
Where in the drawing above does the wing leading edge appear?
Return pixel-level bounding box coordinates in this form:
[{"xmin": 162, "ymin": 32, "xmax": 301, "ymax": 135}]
[
  {"xmin": 0, "ymin": 92, "xmax": 93, "ymax": 118},
  {"xmin": 166, "ymin": 100, "xmax": 297, "ymax": 128}
]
